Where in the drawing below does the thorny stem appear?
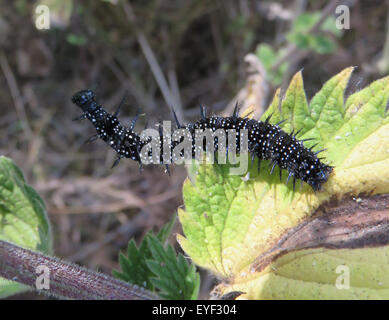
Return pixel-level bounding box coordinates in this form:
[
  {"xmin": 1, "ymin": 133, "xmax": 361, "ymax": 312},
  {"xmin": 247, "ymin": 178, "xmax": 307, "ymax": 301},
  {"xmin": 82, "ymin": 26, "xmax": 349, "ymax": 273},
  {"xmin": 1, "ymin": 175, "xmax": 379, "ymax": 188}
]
[{"xmin": 0, "ymin": 240, "xmax": 158, "ymax": 300}]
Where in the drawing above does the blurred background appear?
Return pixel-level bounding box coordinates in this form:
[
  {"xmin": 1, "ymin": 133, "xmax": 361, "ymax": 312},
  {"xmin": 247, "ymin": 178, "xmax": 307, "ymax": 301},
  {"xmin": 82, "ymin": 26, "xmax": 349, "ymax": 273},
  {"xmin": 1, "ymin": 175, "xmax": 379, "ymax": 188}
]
[{"xmin": 1, "ymin": 0, "xmax": 389, "ymax": 299}]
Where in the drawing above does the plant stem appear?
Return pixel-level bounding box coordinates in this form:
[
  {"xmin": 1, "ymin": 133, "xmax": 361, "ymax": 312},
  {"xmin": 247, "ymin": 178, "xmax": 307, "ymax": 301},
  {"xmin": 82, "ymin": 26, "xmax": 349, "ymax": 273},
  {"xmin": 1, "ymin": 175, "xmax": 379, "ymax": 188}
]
[
  {"xmin": 0, "ymin": 240, "xmax": 158, "ymax": 300},
  {"xmin": 122, "ymin": 1, "xmax": 184, "ymax": 122},
  {"xmin": 271, "ymin": 0, "xmax": 341, "ymax": 72}
]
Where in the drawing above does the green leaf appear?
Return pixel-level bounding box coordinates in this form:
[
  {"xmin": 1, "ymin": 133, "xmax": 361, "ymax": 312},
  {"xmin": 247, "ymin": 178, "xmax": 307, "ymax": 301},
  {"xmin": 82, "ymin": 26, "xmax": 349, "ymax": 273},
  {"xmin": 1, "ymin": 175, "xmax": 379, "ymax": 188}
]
[
  {"xmin": 292, "ymin": 13, "xmax": 319, "ymax": 32},
  {"xmin": 310, "ymin": 35, "xmax": 337, "ymax": 54},
  {"xmin": 218, "ymin": 245, "xmax": 389, "ymax": 299},
  {"xmin": 112, "ymin": 239, "xmax": 155, "ymax": 290},
  {"xmin": 0, "ymin": 156, "xmax": 52, "ymax": 297},
  {"xmin": 112, "ymin": 213, "xmax": 176, "ymax": 291},
  {"xmin": 286, "ymin": 32, "xmax": 311, "ymax": 50},
  {"xmin": 322, "ymin": 16, "xmax": 342, "ymax": 37},
  {"xmin": 146, "ymin": 235, "xmax": 200, "ymax": 300},
  {"xmin": 255, "ymin": 44, "xmax": 276, "ymax": 69},
  {"xmin": 177, "ymin": 68, "xmax": 389, "ymax": 283},
  {"xmin": 66, "ymin": 34, "xmax": 87, "ymax": 46},
  {"xmin": 156, "ymin": 213, "xmax": 176, "ymax": 243},
  {"xmin": 256, "ymin": 43, "xmax": 288, "ymax": 86},
  {"xmin": 113, "ymin": 215, "xmax": 199, "ymax": 299},
  {"xmin": 291, "ymin": 12, "xmax": 339, "ymax": 36},
  {"xmin": 287, "ymin": 12, "xmax": 340, "ymax": 54}
]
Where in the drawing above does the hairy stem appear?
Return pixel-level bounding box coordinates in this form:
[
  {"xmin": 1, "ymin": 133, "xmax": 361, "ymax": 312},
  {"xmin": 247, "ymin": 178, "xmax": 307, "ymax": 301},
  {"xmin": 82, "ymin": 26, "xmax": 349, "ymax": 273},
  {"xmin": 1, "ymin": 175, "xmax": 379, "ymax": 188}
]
[{"xmin": 0, "ymin": 240, "xmax": 158, "ymax": 300}]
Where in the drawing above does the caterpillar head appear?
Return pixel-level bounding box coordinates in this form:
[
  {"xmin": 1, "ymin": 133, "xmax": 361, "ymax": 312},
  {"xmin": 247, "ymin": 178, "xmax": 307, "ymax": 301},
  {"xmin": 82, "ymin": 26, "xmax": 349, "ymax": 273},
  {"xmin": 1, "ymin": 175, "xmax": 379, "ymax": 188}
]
[
  {"xmin": 306, "ymin": 163, "xmax": 333, "ymax": 192},
  {"xmin": 72, "ymin": 90, "xmax": 95, "ymax": 107}
]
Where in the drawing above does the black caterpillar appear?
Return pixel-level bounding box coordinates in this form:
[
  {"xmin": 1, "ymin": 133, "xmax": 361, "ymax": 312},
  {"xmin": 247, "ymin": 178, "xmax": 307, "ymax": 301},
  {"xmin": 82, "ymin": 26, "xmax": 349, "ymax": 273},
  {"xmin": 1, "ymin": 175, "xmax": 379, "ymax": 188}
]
[{"xmin": 72, "ymin": 89, "xmax": 333, "ymax": 191}]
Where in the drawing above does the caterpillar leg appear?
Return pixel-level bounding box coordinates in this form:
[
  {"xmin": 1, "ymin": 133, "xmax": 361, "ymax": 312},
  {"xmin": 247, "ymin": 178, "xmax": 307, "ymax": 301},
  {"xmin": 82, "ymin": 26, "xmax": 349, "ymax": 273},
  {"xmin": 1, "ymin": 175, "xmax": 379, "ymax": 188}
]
[
  {"xmin": 171, "ymin": 108, "xmax": 181, "ymax": 129},
  {"xmin": 73, "ymin": 114, "xmax": 87, "ymax": 121},
  {"xmin": 269, "ymin": 160, "xmax": 277, "ymax": 175},
  {"xmin": 251, "ymin": 152, "xmax": 255, "ymax": 164},
  {"xmin": 130, "ymin": 108, "xmax": 140, "ymax": 130},
  {"xmin": 286, "ymin": 173, "xmax": 300, "ymax": 192},
  {"xmin": 84, "ymin": 134, "xmax": 99, "ymax": 144},
  {"xmin": 112, "ymin": 156, "xmax": 122, "ymax": 168},
  {"xmin": 286, "ymin": 172, "xmax": 293, "ymax": 185},
  {"xmin": 165, "ymin": 164, "xmax": 171, "ymax": 176}
]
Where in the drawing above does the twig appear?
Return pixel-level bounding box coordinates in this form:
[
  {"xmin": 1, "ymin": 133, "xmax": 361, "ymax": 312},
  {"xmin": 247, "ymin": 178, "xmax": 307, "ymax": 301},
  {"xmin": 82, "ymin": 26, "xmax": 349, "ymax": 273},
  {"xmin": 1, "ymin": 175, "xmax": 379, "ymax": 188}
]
[
  {"xmin": 271, "ymin": 0, "xmax": 341, "ymax": 72},
  {"xmin": 122, "ymin": 1, "xmax": 183, "ymax": 121},
  {"xmin": 0, "ymin": 50, "xmax": 32, "ymax": 137},
  {"xmin": 168, "ymin": 68, "xmax": 184, "ymax": 122},
  {"xmin": 376, "ymin": 3, "xmax": 389, "ymax": 73},
  {"xmin": 0, "ymin": 240, "xmax": 158, "ymax": 300},
  {"xmin": 104, "ymin": 59, "xmax": 151, "ymax": 115}
]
